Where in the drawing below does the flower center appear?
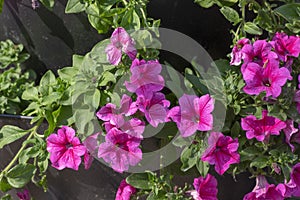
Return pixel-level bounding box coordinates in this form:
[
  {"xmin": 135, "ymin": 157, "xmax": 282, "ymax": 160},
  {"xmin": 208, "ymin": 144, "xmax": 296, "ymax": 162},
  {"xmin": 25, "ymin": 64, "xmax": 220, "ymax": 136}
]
[
  {"xmin": 262, "ymin": 78, "xmax": 271, "ymax": 87},
  {"xmin": 65, "ymin": 143, "xmax": 73, "ymax": 149}
]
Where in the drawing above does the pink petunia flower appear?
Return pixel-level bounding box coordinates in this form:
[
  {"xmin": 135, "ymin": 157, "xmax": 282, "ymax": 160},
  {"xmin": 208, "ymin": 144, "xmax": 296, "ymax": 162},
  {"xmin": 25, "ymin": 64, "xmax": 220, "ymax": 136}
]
[
  {"xmin": 283, "ymin": 120, "xmax": 299, "ymax": 152},
  {"xmin": 96, "ymin": 94, "xmax": 137, "ymax": 125},
  {"xmin": 169, "ymin": 94, "xmax": 214, "ymax": 137},
  {"xmin": 98, "ymin": 127, "xmax": 142, "ymax": 173},
  {"xmin": 17, "ymin": 189, "xmax": 30, "ymax": 200},
  {"xmin": 136, "ymin": 90, "xmax": 170, "ymax": 127},
  {"xmin": 46, "ymin": 126, "xmax": 86, "ymax": 171},
  {"xmin": 294, "ymin": 75, "xmax": 300, "ymax": 114},
  {"xmin": 83, "ymin": 133, "xmax": 100, "ymax": 170},
  {"xmin": 271, "ymin": 32, "xmax": 300, "ymax": 62},
  {"xmin": 242, "ymin": 59, "xmax": 292, "ymax": 98},
  {"xmin": 105, "ymin": 27, "xmax": 137, "ymax": 65},
  {"xmin": 125, "ymin": 59, "xmax": 165, "ymax": 93},
  {"xmin": 243, "ymin": 175, "xmax": 284, "ymax": 200},
  {"xmin": 115, "ymin": 179, "xmax": 137, "ymax": 200},
  {"xmin": 291, "ymin": 163, "xmax": 300, "ymax": 187},
  {"xmin": 201, "ymin": 132, "xmax": 240, "ymax": 175},
  {"xmin": 230, "ymin": 38, "xmax": 250, "ymax": 66},
  {"xmin": 189, "ymin": 174, "xmax": 218, "ymax": 200},
  {"xmin": 277, "ymin": 179, "xmax": 300, "ymax": 198},
  {"xmin": 241, "ymin": 110, "xmax": 286, "ymax": 142},
  {"xmin": 241, "ymin": 39, "xmax": 278, "ymax": 72}
]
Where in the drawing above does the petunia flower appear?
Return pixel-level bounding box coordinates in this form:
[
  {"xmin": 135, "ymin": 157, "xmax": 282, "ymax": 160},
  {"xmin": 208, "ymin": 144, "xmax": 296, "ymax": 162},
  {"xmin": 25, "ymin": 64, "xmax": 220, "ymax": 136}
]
[
  {"xmin": 271, "ymin": 32, "xmax": 300, "ymax": 62},
  {"xmin": 283, "ymin": 120, "xmax": 299, "ymax": 152},
  {"xmin": 230, "ymin": 38, "xmax": 250, "ymax": 66},
  {"xmin": 243, "ymin": 175, "xmax": 284, "ymax": 200},
  {"xmin": 125, "ymin": 59, "xmax": 164, "ymax": 93},
  {"xmin": 96, "ymin": 94, "xmax": 137, "ymax": 125},
  {"xmin": 241, "ymin": 110, "xmax": 286, "ymax": 142},
  {"xmin": 277, "ymin": 179, "xmax": 300, "ymax": 198},
  {"xmin": 105, "ymin": 27, "xmax": 137, "ymax": 65},
  {"xmin": 136, "ymin": 89, "xmax": 170, "ymax": 127},
  {"xmin": 17, "ymin": 189, "xmax": 30, "ymax": 200},
  {"xmin": 241, "ymin": 39, "xmax": 278, "ymax": 72},
  {"xmin": 98, "ymin": 127, "xmax": 142, "ymax": 173},
  {"xmin": 201, "ymin": 132, "xmax": 240, "ymax": 175},
  {"xmin": 170, "ymin": 94, "xmax": 214, "ymax": 137},
  {"xmin": 242, "ymin": 59, "xmax": 292, "ymax": 98},
  {"xmin": 83, "ymin": 133, "xmax": 100, "ymax": 170},
  {"xmin": 189, "ymin": 174, "xmax": 218, "ymax": 200},
  {"xmin": 291, "ymin": 163, "xmax": 300, "ymax": 187},
  {"xmin": 115, "ymin": 179, "xmax": 137, "ymax": 200},
  {"xmin": 46, "ymin": 126, "xmax": 86, "ymax": 171}
]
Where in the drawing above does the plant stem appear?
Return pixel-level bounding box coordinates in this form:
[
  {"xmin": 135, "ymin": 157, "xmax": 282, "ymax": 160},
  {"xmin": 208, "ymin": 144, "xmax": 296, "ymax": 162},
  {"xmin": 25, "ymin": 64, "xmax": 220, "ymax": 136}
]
[
  {"xmin": 0, "ymin": 119, "xmax": 43, "ymax": 175},
  {"xmin": 122, "ymin": 0, "xmax": 128, "ymax": 6}
]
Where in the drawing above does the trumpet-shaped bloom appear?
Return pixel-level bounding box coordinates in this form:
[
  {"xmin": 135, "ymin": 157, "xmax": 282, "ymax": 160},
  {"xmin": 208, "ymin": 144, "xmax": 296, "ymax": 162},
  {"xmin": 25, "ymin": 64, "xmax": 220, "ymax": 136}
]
[
  {"xmin": 230, "ymin": 38, "xmax": 250, "ymax": 66},
  {"xmin": 125, "ymin": 59, "xmax": 164, "ymax": 93},
  {"xmin": 243, "ymin": 176, "xmax": 284, "ymax": 200},
  {"xmin": 190, "ymin": 174, "xmax": 218, "ymax": 200},
  {"xmin": 201, "ymin": 132, "xmax": 240, "ymax": 175},
  {"xmin": 98, "ymin": 128, "xmax": 142, "ymax": 173},
  {"xmin": 272, "ymin": 32, "xmax": 300, "ymax": 62},
  {"xmin": 17, "ymin": 189, "xmax": 30, "ymax": 200},
  {"xmin": 105, "ymin": 27, "xmax": 137, "ymax": 65},
  {"xmin": 83, "ymin": 133, "xmax": 100, "ymax": 170},
  {"xmin": 136, "ymin": 90, "xmax": 170, "ymax": 127},
  {"xmin": 241, "ymin": 110, "xmax": 286, "ymax": 142},
  {"xmin": 170, "ymin": 94, "xmax": 214, "ymax": 137},
  {"xmin": 283, "ymin": 120, "xmax": 299, "ymax": 152},
  {"xmin": 242, "ymin": 60, "xmax": 292, "ymax": 98},
  {"xmin": 115, "ymin": 179, "xmax": 137, "ymax": 200},
  {"xmin": 46, "ymin": 126, "xmax": 86, "ymax": 171}
]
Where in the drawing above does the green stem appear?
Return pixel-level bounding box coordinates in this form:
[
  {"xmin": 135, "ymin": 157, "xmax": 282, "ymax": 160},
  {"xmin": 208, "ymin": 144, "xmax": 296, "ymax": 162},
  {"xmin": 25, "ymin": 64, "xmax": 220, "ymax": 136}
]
[
  {"xmin": 140, "ymin": 7, "xmax": 147, "ymax": 25},
  {"xmin": 0, "ymin": 119, "xmax": 43, "ymax": 175},
  {"xmin": 122, "ymin": 0, "xmax": 128, "ymax": 6}
]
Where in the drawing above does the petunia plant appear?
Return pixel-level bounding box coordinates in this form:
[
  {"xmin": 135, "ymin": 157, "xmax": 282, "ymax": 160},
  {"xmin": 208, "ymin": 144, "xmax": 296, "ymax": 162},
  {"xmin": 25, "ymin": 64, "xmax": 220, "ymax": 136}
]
[{"xmin": 0, "ymin": 0, "xmax": 300, "ymax": 199}]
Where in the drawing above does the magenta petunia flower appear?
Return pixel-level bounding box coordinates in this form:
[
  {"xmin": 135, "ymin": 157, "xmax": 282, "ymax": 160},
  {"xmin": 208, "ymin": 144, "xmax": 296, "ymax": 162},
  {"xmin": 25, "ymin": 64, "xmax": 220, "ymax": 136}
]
[
  {"xmin": 243, "ymin": 176, "xmax": 284, "ymax": 200},
  {"xmin": 115, "ymin": 179, "xmax": 137, "ymax": 200},
  {"xmin": 136, "ymin": 90, "xmax": 170, "ymax": 127},
  {"xmin": 189, "ymin": 174, "xmax": 218, "ymax": 200},
  {"xmin": 46, "ymin": 126, "xmax": 86, "ymax": 171},
  {"xmin": 17, "ymin": 189, "xmax": 30, "ymax": 200},
  {"xmin": 294, "ymin": 76, "xmax": 300, "ymax": 114},
  {"xmin": 125, "ymin": 59, "xmax": 165, "ymax": 93},
  {"xmin": 83, "ymin": 133, "xmax": 100, "ymax": 170},
  {"xmin": 105, "ymin": 27, "xmax": 137, "ymax": 65},
  {"xmin": 171, "ymin": 94, "xmax": 214, "ymax": 137},
  {"xmin": 277, "ymin": 179, "xmax": 300, "ymax": 198},
  {"xmin": 98, "ymin": 127, "xmax": 142, "ymax": 173},
  {"xmin": 283, "ymin": 120, "xmax": 299, "ymax": 152},
  {"xmin": 241, "ymin": 39, "xmax": 278, "ymax": 72},
  {"xmin": 291, "ymin": 163, "xmax": 300, "ymax": 187},
  {"xmin": 272, "ymin": 32, "xmax": 300, "ymax": 62},
  {"xmin": 242, "ymin": 59, "xmax": 292, "ymax": 98},
  {"xmin": 241, "ymin": 110, "xmax": 286, "ymax": 142},
  {"xmin": 230, "ymin": 38, "xmax": 250, "ymax": 66},
  {"xmin": 201, "ymin": 132, "xmax": 240, "ymax": 175}
]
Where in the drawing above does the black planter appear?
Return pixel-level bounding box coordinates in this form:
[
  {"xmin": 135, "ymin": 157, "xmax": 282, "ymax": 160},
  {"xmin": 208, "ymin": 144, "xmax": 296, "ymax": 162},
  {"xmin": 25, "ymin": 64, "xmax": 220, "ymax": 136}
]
[{"xmin": 0, "ymin": 115, "xmax": 124, "ymax": 200}]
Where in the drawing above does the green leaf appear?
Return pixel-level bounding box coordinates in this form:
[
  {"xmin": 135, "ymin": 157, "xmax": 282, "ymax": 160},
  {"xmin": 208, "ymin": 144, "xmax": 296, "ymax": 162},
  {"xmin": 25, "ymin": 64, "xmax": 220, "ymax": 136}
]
[
  {"xmin": 230, "ymin": 121, "xmax": 241, "ymax": 138},
  {"xmin": 0, "ymin": 194, "xmax": 11, "ymax": 200},
  {"xmin": 72, "ymin": 54, "xmax": 84, "ymax": 67},
  {"xmin": 21, "ymin": 87, "xmax": 39, "ymax": 101},
  {"xmin": 6, "ymin": 164, "xmax": 35, "ymax": 188},
  {"xmin": 0, "ymin": 0, "xmax": 4, "ymax": 13},
  {"xmin": 99, "ymin": 71, "xmax": 116, "ymax": 86},
  {"xmin": 147, "ymin": 191, "xmax": 166, "ymax": 200},
  {"xmin": 65, "ymin": 0, "xmax": 85, "ymax": 13},
  {"xmin": 58, "ymin": 67, "xmax": 78, "ymax": 82},
  {"xmin": 281, "ymin": 164, "xmax": 291, "ymax": 182},
  {"xmin": 39, "ymin": 0, "xmax": 55, "ymax": 10},
  {"xmin": 39, "ymin": 70, "xmax": 56, "ymax": 95},
  {"xmin": 194, "ymin": 0, "xmax": 215, "ymax": 8},
  {"xmin": 126, "ymin": 173, "xmax": 154, "ymax": 190},
  {"xmin": 180, "ymin": 145, "xmax": 200, "ymax": 172},
  {"xmin": 196, "ymin": 160, "xmax": 210, "ymax": 177},
  {"xmin": 121, "ymin": 9, "xmax": 141, "ymax": 30},
  {"xmin": 274, "ymin": 3, "xmax": 300, "ymax": 22},
  {"xmin": 220, "ymin": 6, "xmax": 240, "ymax": 25},
  {"xmin": 0, "ymin": 126, "xmax": 28, "ymax": 148},
  {"xmin": 244, "ymin": 22, "xmax": 263, "ymax": 35},
  {"xmin": 250, "ymin": 156, "xmax": 268, "ymax": 168},
  {"xmin": 0, "ymin": 176, "xmax": 12, "ymax": 192},
  {"xmin": 88, "ymin": 15, "xmax": 110, "ymax": 34}
]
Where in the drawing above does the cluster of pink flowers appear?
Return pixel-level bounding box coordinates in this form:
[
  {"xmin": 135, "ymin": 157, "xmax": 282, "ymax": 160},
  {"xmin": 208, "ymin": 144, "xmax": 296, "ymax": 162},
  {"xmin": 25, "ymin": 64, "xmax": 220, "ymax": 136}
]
[
  {"xmin": 243, "ymin": 163, "xmax": 300, "ymax": 199},
  {"xmin": 231, "ymin": 32, "xmax": 300, "ymax": 98}
]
